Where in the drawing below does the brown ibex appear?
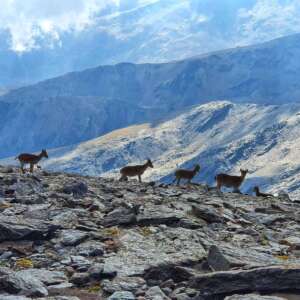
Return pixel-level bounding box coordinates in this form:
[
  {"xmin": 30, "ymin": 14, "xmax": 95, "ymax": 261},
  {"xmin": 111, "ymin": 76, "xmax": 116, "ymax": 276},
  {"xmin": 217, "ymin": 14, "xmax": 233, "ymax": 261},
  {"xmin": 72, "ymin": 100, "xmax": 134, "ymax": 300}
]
[
  {"xmin": 173, "ymin": 164, "xmax": 200, "ymax": 185},
  {"xmin": 16, "ymin": 149, "xmax": 48, "ymax": 174},
  {"xmin": 119, "ymin": 159, "xmax": 153, "ymax": 183},
  {"xmin": 215, "ymin": 169, "xmax": 248, "ymax": 193}
]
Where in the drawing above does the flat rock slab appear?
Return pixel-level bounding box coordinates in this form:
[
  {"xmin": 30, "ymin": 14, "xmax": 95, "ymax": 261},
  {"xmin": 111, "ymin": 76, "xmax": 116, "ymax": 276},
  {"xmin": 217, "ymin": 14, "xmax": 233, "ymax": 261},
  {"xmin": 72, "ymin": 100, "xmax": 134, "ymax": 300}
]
[
  {"xmin": 60, "ymin": 229, "xmax": 88, "ymax": 246},
  {"xmin": 144, "ymin": 264, "xmax": 195, "ymax": 283},
  {"xmin": 102, "ymin": 276, "xmax": 145, "ymax": 294},
  {"xmin": 145, "ymin": 286, "xmax": 169, "ymax": 300},
  {"xmin": 37, "ymin": 297, "xmax": 81, "ymax": 300},
  {"xmin": 101, "ymin": 208, "xmax": 136, "ymax": 227},
  {"xmin": 191, "ymin": 204, "xmax": 224, "ymax": 223},
  {"xmin": 104, "ymin": 227, "xmax": 206, "ymax": 276},
  {"xmin": 207, "ymin": 245, "xmax": 231, "ymax": 271},
  {"xmin": 108, "ymin": 291, "xmax": 135, "ymax": 300},
  {"xmin": 2, "ymin": 271, "xmax": 48, "ymax": 297},
  {"xmin": 62, "ymin": 181, "xmax": 88, "ymax": 198},
  {"xmin": 189, "ymin": 265, "xmax": 300, "ymax": 297},
  {"xmin": 17, "ymin": 269, "xmax": 68, "ymax": 286},
  {"xmin": 136, "ymin": 205, "xmax": 186, "ymax": 226},
  {"xmin": 76, "ymin": 240, "xmax": 105, "ymax": 257},
  {"xmin": 0, "ymin": 241, "xmax": 33, "ymax": 255},
  {"xmin": 0, "ymin": 296, "xmax": 31, "ymax": 300},
  {"xmin": 208, "ymin": 242, "xmax": 282, "ymax": 268},
  {"xmin": 0, "ymin": 216, "xmax": 60, "ymax": 242},
  {"xmin": 225, "ymin": 295, "xmax": 287, "ymax": 300}
]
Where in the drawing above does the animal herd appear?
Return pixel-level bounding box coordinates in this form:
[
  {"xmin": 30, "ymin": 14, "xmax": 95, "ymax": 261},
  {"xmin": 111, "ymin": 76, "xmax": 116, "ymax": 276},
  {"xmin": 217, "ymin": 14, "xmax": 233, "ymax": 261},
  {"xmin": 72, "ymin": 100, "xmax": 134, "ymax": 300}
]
[{"xmin": 15, "ymin": 149, "xmax": 273, "ymax": 197}]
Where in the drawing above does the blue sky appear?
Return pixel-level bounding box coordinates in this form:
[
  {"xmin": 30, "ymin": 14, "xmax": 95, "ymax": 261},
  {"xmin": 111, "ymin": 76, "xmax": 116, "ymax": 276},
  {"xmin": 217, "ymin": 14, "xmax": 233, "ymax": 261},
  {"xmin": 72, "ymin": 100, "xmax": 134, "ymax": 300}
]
[{"xmin": 1, "ymin": 0, "xmax": 300, "ymax": 53}]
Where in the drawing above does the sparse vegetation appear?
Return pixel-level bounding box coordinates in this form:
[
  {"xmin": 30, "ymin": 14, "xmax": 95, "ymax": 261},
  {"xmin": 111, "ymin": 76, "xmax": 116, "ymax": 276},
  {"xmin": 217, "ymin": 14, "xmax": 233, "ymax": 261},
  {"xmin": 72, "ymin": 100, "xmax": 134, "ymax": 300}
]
[
  {"xmin": 140, "ymin": 226, "xmax": 153, "ymax": 236},
  {"xmin": 260, "ymin": 233, "xmax": 270, "ymax": 246},
  {"xmin": 88, "ymin": 284, "xmax": 102, "ymax": 293},
  {"xmin": 15, "ymin": 258, "xmax": 33, "ymax": 269},
  {"xmin": 275, "ymin": 255, "xmax": 290, "ymax": 261},
  {"xmin": 0, "ymin": 202, "xmax": 12, "ymax": 210},
  {"xmin": 103, "ymin": 227, "xmax": 120, "ymax": 237}
]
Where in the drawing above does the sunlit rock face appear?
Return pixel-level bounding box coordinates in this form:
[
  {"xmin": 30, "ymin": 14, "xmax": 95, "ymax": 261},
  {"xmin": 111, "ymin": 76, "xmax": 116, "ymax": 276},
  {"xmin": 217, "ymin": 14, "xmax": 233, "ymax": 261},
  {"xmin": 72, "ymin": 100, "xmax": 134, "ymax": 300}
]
[{"xmin": 40, "ymin": 101, "xmax": 300, "ymax": 199}]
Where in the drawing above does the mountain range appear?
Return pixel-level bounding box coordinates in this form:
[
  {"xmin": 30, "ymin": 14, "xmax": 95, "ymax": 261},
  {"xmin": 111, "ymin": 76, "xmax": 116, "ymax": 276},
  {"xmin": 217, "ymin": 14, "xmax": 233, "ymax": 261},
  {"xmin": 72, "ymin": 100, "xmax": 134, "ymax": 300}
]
[
  {"xmin": 1, "ymin": 33, "xmax": 300, "ymax": 198},
  {"xmin": 2, "ymin": 0, "xmax": 300, "ymax": 88},
  {"xmin": 1, "ymin": 34, "xmax": 300, "ymax": 159}
]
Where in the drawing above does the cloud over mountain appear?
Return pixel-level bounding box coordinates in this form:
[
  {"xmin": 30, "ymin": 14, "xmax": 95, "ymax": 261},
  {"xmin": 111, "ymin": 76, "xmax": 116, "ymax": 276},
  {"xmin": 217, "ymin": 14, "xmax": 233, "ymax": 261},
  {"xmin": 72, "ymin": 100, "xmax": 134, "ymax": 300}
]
[
  {"xmin": 1, "ymin": 0, "xmax": 300, "ymax": 88},
  {"xmin": 0, "ymin": 0, "xmax": 120, "ymax": 52},
  {"xmin": 237, "ymin": 0, "xmax": 300, "ymax": 45},
  {"xmin": 1, "ymin": 0, "xmax": 300, "ymax": 53}
]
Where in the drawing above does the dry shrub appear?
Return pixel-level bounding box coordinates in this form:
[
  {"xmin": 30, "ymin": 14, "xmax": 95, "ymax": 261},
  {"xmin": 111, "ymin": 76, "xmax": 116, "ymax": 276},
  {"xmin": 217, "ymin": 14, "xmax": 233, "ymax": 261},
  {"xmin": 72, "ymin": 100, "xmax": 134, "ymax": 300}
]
[{"xmin": 15, "ymin": 258, "xmax": 33, "ymax": 269}]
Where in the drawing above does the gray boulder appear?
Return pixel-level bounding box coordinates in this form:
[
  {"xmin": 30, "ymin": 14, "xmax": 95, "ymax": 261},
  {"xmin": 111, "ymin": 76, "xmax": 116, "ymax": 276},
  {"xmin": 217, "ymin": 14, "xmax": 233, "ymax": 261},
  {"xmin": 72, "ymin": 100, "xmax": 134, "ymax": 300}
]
[
  {"xmin": 108, "ymin": 291, "xmax": 135, "ymax": 300},
  {"xmin": 76, "ymin": 240, "xmax": 105, "ymax": 256},
  {"xmin": 225, "ymin": 294, "xmax": 287, "ymax": 300},
  {"xmin": 0, "ymin": 296, "xmax": 31, "ymax": 300},
  {"xmin": 17, "ymin": 269, "xmax": 67, "ymax": 286},
  {"xmin": 191, "ymin": 205, "xmax": 224, "ymax": 223},
  {"xmin": 189, "ymin": 266, "xmax": 300, "ymax": 297},
  {"xmin": 62, "ymin": 181, "xmax": 88, "ymax": 198},
  {"xmin": 60, "ymin": 229, "xmax": 88, "ymax": 246},
  {"xmin": 145, "ymin": 286, "xmax": 170, "ymax": 300},
  {"xmin": 207, "ymin": 245, "xmax": 231, "ymax": 271},
  {"xmin": 2, "ymin": 271, "xmax": 48, "ymax": 297},
  {"xmin": 0, "ymin": 216, "xmax": 59, "ymax": 242}
]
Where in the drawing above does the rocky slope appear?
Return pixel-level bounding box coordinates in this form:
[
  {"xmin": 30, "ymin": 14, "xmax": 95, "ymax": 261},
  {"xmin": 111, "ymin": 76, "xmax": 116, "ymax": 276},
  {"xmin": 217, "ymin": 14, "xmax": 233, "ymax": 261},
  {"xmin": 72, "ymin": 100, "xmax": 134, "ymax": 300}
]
[
  {"xmin": 40, "ymin": 101, "xmax": 300, "ymax": 199},
  {"xmin": 1, "ymin": 34, "xmax": 300, "ymax": 158},
  {"xmin": 0, "ymin": 165, "xmax": 300, "ymax": 299}
]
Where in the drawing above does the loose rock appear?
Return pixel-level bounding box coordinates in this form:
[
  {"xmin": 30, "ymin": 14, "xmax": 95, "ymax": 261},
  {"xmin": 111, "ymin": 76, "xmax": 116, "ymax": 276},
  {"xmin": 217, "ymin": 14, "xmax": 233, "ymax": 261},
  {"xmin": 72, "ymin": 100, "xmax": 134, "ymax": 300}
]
[{"xmin": 108, "ymin": 291, "xmax": 135, "ymax": 300}]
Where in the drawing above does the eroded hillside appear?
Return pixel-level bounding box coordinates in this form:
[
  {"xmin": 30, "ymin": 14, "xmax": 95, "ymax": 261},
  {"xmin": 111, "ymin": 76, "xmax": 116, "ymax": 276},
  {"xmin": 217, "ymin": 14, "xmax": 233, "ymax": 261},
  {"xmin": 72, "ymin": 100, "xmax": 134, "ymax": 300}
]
[
  {"xmin": 42, "ymin": 101, "xmax": 300, "ymax": 199},
  {"xmin": 1, "ymin": 34, "xmax": 300, "ymax": 158}
]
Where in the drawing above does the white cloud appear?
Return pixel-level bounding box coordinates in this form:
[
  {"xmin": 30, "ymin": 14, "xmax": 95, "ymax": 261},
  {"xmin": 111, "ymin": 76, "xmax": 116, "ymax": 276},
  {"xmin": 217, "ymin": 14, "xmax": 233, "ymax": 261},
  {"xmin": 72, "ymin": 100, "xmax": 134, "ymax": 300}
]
[
  {"xmin": 1, "ymin": 0, "xmax": 300, "ymax": 54},
  {"xmin": 0, "ymin": 0, "xmax": 120, "ymax": 52},
  {"xmin": 237, "ymin": 0, "xmax": 300, "ymax": 44}
]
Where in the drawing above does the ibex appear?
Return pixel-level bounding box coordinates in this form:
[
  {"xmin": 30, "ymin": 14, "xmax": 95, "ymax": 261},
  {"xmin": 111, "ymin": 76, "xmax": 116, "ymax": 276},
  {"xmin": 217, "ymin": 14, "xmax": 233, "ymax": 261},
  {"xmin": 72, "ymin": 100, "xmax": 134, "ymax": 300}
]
[
  {"xmin": 119, "ymin": 159, "xmax": 153, "ymax": 183},
  {"xmin": 215, "ymin": 169, "xmax": 248, "ymax": 193},
  {"xmin": 173, "ymin": 164, "xmax": 200, "ymax": 185},
  {"xmin": 253, "ymin": 186, "xmax": 273, "ymax": 198},
  {"xmin": 16, "ymin": 149, "xmax": 48, "ymax": 174}
]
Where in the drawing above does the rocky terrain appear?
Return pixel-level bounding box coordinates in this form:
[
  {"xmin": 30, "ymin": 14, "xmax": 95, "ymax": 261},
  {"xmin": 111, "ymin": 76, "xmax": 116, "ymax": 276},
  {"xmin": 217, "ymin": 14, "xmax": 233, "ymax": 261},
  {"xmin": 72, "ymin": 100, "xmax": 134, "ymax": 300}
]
[{"xmin": 0, "ymin": 165, "xmax": 300, "ymax": 300}]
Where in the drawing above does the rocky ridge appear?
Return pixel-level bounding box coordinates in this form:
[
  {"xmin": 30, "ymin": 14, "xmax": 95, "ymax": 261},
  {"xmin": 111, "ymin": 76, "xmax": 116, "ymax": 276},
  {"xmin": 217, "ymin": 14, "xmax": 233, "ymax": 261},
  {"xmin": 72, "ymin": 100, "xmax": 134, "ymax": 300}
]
[
  {"xmin": 42, "ymin": 101, "xmax": 300, "ymax": 199},
  {"xmin": 2, "ymin": 34, "xmax": 300, "ymax": 159},
  {"xmin": 0, "ymin": 165, "xmax": 300, "ymax": 300}
]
